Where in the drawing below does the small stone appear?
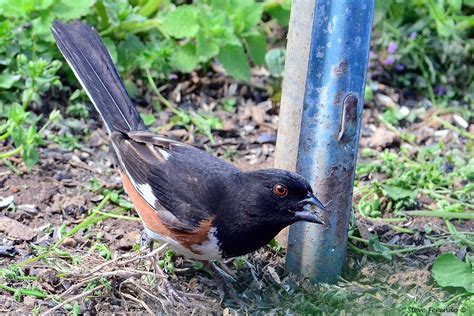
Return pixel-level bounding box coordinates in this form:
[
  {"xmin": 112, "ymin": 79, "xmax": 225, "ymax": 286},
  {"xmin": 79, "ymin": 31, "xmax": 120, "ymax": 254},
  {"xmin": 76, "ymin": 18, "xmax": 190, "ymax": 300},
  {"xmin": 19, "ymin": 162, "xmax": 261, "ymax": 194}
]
[
  {"xmin": 117, "ymin": 231, "xmax": 141, "ymax": 250},
  {"xmin": 399, "ymin": 106, "xmax": 410, "ymax": 119},
  {"xmin": 17, "ymin": 204, "xmax": 38, "ymax": 215},
  {"xmin": 434, "ymin": 129, "xmax": 449, "ymax": 138},
  {"xmin": 0, "ymin": 195, "xmax": 14, "ymax": 209},
  {"xmin": 375, "ymin": 94, "xmax": 398, "ymax": 108},
  {"xmin": 61, "ymin": 237, "xmax": 77, "ymax": 248},
  {"xmin": 0, "ymin": 217, "xmax": 37, "ymax": 241},
  {"xmin": 360, "ymin": 126, "xmax": 400, "ymax": 150},
  {"xmin": 23, "ymin": 296, "xmax": 36, "ymax": 307},
  {"xmin": 452, "ymin": 114, "xmax": 468, "ymax": 129}
]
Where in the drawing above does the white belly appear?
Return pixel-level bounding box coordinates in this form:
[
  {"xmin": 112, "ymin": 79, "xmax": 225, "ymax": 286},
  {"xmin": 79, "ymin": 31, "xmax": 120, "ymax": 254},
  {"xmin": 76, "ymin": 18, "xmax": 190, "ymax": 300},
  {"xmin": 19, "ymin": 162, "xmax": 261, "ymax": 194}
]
[{"xmin": 144, "ymin": 227, "xmax": 222, "ymax": 261}]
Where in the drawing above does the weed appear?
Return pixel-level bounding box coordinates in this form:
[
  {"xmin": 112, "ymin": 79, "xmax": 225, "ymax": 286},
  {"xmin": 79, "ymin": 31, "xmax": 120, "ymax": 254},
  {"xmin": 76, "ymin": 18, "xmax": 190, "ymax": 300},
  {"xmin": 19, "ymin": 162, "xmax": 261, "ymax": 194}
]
[
  {"xmin": 233, "ymin": 255, "xmax": 248, "ymax": 270},
  {"xmin": 355, "ymin": 142, "xmax": 473, "ymax": 218},
  {"xmin": 0, "ymin": 0, "xmax": 289, "ymax": 167},
  {"xmin": 220, "ymin": 98, "xmax": 237, "ymax": 112},
  {"xmin": 0, "ymin": 107, "xmax": 60, "ymax": 168},
  {"xmin": 158, "ymin": 249, "xmax": 175, "ymax": 274},
  {"xmin": 373, "ymin": 0, "xmax": 473, "ymax": 106}
]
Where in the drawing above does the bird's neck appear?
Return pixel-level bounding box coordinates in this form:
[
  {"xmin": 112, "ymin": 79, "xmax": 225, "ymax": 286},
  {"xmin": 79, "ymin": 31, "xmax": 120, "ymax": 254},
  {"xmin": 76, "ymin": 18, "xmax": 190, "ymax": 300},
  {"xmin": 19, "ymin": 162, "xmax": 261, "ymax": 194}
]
[{"xmin": 213, "ymin": 216, "xmax": 289, "ymax": 258}]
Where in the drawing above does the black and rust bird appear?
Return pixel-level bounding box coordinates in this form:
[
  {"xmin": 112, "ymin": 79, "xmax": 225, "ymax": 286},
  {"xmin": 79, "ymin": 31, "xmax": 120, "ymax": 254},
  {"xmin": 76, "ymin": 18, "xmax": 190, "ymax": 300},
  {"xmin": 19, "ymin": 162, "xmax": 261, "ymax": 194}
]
[{"xmin": 51, "ymin": 20, "xmax": 327, "ymax": 291}]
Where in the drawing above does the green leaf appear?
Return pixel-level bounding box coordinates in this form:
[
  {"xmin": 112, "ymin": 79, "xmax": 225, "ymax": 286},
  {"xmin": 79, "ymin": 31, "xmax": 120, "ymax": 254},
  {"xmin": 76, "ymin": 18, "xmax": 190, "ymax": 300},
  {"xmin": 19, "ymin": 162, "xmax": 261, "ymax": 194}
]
[
  {"xmin": 196, "ymin": 30, "xmax": 219, "ymax": 61},
  {"xmin": 11, "ymin": 126, "xmax": 25, "ymax": 148},
  {"xmin": 266, "ymin": 5, "xmax": 290, "ymax": 27},
  {"xmin": 265, "ymin": 48, "xmax": 285, "ymax": 77},
  {"xmin": 8, "ymin": 104, "xmax": 26, "ymax": 125},
  {"xmin": 0, "ymin": 72, "xmax": 20, "ymax": 89},
  {"xmin": 52, "ymin": 0, "xmax": 94, "ymax": 20},
  {"xmin": 368, "ymin": 236, "xmax": 392, "ymax": 260},
  {"xmin": 244, "ymin": 33, "xmax": 266, "ymax": 66},
  {"xmin": 171, "ymin": 44, "xmax": 199, "ymax": 73},
  {"xmin": 381, "ymin": 185, "xmax": 417, "ymax": 201},
  {"xmin": 140, "ymin": 113, "xmax": 156, "ymax": 127},
  {"xmin": 22, "ymin": 144, "xmax": 39, "ymax": 169},
  {"xmin": 102, "ymin": 37, "xmax": 118, "ymax": 65},
  {"xmin": 161, "ymin": 5, "xmax": 199, "ymax": 39},
  {"xmin": 432, "ymin": 253, "xmax": 473, "ymax": 293},
  {"xmin": 374, "ymin": 0, "xmax": 393, "ymax": 26},
  {"xmin": 218, "ymin": 44, "xmax": 250, "ymax": 81}
]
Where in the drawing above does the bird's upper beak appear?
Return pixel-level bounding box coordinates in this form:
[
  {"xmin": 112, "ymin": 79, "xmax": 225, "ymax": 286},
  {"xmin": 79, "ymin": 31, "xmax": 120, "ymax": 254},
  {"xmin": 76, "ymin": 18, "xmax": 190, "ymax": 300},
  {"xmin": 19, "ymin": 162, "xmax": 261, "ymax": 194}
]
[{"xmin": 294, "ymin": 192, "xmax": 327, "ymax": 225}]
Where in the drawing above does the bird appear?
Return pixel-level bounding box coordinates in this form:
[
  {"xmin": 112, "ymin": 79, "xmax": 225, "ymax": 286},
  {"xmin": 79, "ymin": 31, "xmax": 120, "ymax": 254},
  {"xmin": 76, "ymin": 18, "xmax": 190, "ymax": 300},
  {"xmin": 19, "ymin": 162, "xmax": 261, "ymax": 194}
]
[{"xmin": 51, "ymin": 20, "xmax": 327, "ymax": 303}]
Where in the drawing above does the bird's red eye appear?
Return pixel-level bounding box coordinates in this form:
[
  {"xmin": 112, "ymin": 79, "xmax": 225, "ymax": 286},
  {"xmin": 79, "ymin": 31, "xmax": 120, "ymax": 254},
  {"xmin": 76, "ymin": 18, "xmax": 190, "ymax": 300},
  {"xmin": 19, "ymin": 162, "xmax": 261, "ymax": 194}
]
[{"xmin": 273, "ymin": 184, "xmax": 288, "ymax": 197}]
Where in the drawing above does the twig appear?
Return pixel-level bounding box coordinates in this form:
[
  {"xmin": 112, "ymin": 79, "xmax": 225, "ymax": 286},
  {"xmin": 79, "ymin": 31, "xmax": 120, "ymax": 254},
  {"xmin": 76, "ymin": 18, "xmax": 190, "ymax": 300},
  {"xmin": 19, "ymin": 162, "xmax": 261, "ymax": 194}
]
[
  {"xmin": 42, "ymin": 284, "xmax": 105, "ymax": 316},
  {"xmin": 122, "ymin": 279, "xmax": 166, "ymax": 311},
  {"xmin": 118, "ymin": 243, "xmax": 168, "ymax": 266},
  {"xmin": 120, "ymin": 292, "xmax": 154, "ymax": 315}
]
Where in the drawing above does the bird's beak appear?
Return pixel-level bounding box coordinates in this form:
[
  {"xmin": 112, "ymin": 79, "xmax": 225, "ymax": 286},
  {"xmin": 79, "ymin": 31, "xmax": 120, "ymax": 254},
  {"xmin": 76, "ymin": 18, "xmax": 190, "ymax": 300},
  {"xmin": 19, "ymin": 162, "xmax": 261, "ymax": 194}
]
[{"xmin": 294, "ymin": 193, "xmax": 326, "ymax": 225}]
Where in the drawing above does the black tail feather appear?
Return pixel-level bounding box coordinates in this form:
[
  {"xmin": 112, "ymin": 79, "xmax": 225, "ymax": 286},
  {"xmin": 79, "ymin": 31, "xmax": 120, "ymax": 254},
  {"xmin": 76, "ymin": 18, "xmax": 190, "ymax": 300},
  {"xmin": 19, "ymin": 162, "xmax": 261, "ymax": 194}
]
[{"xmin": 52, "ymin": 20, "xmax": 145, "ymax": 133}]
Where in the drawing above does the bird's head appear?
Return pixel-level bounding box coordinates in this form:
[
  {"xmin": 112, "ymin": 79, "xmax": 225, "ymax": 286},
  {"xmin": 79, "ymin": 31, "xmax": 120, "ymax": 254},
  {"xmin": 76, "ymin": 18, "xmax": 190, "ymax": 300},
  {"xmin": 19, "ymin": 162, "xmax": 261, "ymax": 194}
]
[{"xmin": 240, "ymin": 169, "xmax": 327, "ymax": 226}]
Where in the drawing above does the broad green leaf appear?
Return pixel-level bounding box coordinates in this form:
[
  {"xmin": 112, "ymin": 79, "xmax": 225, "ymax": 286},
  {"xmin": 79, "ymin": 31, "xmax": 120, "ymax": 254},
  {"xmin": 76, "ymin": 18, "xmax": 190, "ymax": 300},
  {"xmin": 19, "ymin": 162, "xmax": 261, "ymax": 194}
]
[
  {"xmin": 381, "ymin": 185, "xmax": 417, "ymax": 201},
  {"xmin": 161, "ymin": 5, "xmax": 199, "ymax": 39},
  {"xmin": 0, "ymin": 72, "xmax": 20, "ymax": 89},
  {"xmin": 196, "ymin": 30, "xmax": 219, "ymax": 61},
  {"xmin": 218, "ymin": 44, "xmax": 250, "ymax": 81},
  {"xmin": 266, "ymin": 5, "xmax": 290, "ymax": 27},
  {"xmin": 31, "ymin": 14, "xmax": 54, "ymax": 39},
  {"xmin": 11, "ymin": 126, "xmax": 25, "ymax": 148},
  {"xmin": 171, "ymin": 44, "xmax": 199, "ymax": 73},
  {"xmin": 8, "ymin": 104, "xmax": 26, "ymax": 125},
  {"xmin": 265, "ymin": 48, "xmax": 285, "ymax": 77},
  {"xmin": 432, "ymin": 253, "xmax": 473, "ymax": 293},
  {"xmin": 0, "ymin": 0, "xmax": 39, "ymax": 17},
  {"xmin": 244, "ymin": 33, "xmax": 266, "ymax": 66},
  {"xmin": 22, "ymin": 144, "xmax": 39, "ymax": 169},
  {"xmin": 52, "ymin": 0, "xmax": 93, "ymax": 20}
]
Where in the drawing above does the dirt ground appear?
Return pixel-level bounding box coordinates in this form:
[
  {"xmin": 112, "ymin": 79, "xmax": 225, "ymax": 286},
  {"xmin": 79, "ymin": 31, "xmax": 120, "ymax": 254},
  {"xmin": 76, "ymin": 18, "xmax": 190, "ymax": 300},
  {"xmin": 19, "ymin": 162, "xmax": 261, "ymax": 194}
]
[{"xmin": 0, "ymin": 71, "xmax": 471, "ymax": 314}]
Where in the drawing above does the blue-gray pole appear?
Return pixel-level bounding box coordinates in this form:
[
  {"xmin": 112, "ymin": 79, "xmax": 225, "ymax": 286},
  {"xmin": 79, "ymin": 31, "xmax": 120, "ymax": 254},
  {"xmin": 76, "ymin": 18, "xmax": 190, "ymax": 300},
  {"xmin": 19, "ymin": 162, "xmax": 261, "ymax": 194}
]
[{"xmin": 284, "ymin": 0, "xmax": 375, "ymax": 283}]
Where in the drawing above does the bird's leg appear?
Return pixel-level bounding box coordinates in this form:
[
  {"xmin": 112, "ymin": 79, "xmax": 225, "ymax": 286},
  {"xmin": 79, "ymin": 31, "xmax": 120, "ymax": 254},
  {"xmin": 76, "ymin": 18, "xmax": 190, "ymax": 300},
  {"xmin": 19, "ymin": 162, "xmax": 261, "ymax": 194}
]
[
  {"xmin": 140, "ymin": 230, "xmax": 204, "ymax": 305},
  {"xmin": 204, "ymin": 261, "xmax": 246, "ymax": 307}
]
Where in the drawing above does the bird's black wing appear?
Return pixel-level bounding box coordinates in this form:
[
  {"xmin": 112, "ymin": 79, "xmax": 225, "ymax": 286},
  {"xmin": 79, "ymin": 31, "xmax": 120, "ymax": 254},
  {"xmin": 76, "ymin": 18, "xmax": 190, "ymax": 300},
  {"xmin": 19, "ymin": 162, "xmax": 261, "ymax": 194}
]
[{"xmin": 112, "ymin": 131, "xmax": 239, "ymax": 231}]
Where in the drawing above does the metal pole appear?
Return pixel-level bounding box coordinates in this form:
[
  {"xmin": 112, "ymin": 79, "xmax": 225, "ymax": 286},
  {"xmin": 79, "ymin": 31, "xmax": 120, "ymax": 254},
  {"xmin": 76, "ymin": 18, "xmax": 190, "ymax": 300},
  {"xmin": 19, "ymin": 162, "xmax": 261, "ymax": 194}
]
[{"xmin": 285, "ymin": 0, "xmax": 375, "ymax": 283}]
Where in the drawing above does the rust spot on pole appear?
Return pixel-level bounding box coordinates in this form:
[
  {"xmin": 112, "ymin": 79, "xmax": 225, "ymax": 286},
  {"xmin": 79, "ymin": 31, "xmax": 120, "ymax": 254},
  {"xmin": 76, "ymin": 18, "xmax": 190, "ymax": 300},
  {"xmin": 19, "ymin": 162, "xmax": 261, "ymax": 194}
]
[
  {"xmin": 332, "ymin": 60, "xmax": 348, "ymax": 76},
  {"xmin": 333, "ymin": 90, "xmax": 345, "ymax": 106},
  {"xmin": 337, "ymin": 94, "xmax": 358, "ymax": 143}
]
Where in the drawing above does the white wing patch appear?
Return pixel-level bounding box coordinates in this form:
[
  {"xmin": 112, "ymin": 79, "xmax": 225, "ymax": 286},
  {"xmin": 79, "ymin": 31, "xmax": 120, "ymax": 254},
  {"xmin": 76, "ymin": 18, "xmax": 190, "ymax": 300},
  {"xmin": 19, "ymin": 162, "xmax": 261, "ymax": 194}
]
[
  {"xmin": 158, "ymin": 148, "xmax": 171, "ymax": 160},
  {"xmin": 136, "ymin": 183, "xmax": 157, "ymax": 207}
]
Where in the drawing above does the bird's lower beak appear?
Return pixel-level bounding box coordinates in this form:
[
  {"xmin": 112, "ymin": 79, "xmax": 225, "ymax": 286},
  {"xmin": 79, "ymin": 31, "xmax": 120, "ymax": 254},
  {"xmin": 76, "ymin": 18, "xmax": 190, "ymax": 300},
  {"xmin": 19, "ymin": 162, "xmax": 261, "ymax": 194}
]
[{"xmin": 294, "ymin": 193, "xmax": 326, "ymax": 225}]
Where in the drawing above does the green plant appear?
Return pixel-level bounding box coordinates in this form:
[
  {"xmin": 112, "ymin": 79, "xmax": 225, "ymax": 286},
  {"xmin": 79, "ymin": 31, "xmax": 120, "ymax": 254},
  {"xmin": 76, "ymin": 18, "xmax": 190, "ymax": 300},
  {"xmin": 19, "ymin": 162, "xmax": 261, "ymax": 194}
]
[
  {"xmin": 373, "ymin": 0, "xmax": 474, "ymax": 107},
  {"xmin": 432, "ymin": 253, "xmax": 473, "ymax": 293},
  {"xmin": 356, "ymin": 142, "xmax": 473, "ymax": 218},
  {"xmin": 158, "ymin": 249, "xmax": 175, "ymax": 274},
  {"xmin": 0, "ymin": 106, "xmax": 60, "ymax": 168},
  {"xmin": 0, "ymin": 0, "xmax": 290, "ymax": 168}
]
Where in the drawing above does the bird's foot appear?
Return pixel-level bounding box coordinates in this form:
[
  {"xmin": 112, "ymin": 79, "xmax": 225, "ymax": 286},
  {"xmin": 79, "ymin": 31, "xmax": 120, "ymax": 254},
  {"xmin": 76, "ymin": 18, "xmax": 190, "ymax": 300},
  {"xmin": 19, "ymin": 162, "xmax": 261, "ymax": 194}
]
[
  {"xmin": 205, "ymin": 262, "xmax": 247, "ymax": 308},
  {"xmin": 140, "ymin": 230, "xmax": 206, "ymax": 305},
  {"xmin": 155, "ymin": 260, "xmax": 207, "ymax": 305},
  {"xmin": 139, "ymin": 230, "xmax": 154, "ymax": 251}
]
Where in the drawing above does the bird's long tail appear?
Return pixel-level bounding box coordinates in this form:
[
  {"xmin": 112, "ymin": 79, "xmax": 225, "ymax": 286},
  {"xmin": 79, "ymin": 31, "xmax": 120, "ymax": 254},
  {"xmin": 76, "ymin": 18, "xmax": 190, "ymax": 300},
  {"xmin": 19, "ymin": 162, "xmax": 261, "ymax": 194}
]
[{"xmin": 52, "ymin": 20, "xmax": 146, "ymax": 133}]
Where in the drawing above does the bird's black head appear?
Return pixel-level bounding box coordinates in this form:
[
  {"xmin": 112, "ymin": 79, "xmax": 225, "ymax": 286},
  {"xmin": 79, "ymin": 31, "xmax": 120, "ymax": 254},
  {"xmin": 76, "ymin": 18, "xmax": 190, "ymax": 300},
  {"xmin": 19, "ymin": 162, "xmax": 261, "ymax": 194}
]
[{"xmin": 240, "ymin": 169, "xmax": 327, "ymax": 226}]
